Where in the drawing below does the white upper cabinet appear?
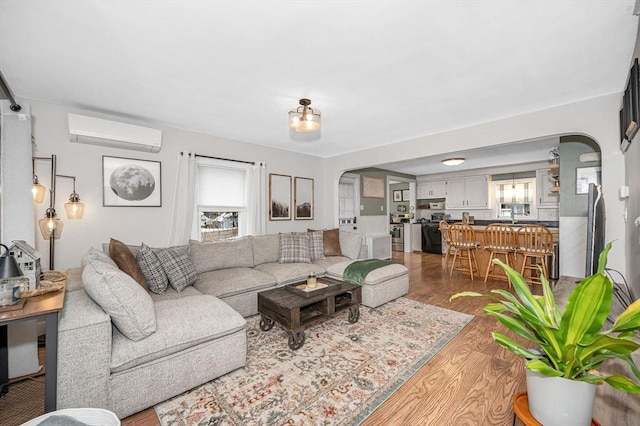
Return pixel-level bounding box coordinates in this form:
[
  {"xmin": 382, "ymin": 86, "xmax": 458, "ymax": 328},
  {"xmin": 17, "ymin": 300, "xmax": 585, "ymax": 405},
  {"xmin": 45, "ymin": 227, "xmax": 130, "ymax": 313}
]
[
  {"xmin": 417, "ymin": 180, "xmax": 447, "ymax": 198},
  {"xmin": 445, "ymin": 176, "xmax": 489, "ymax": 209},
  {"xmin": 536, "ymin": 169, "xmax": 559, "ymax": 207}
]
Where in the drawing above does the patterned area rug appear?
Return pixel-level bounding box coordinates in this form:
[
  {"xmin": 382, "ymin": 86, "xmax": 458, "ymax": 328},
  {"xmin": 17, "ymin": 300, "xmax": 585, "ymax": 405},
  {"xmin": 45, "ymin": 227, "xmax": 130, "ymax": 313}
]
[{"xmin": 155, "ymin": 297, "xmax": 473, "ymax": 425}]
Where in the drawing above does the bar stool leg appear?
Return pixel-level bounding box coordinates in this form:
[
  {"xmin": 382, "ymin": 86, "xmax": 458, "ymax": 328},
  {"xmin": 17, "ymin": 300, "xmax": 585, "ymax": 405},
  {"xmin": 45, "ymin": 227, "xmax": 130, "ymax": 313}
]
[{"xmin": 484, "ymin": 250, "xmax": 496, "ymax": 283}]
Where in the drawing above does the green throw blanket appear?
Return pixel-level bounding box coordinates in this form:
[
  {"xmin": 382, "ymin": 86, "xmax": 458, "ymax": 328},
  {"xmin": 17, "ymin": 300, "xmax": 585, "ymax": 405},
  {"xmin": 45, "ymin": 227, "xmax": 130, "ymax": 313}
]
[{"xmin": 343, "ymin": 259, "xmax": 396, "ymax": 286}]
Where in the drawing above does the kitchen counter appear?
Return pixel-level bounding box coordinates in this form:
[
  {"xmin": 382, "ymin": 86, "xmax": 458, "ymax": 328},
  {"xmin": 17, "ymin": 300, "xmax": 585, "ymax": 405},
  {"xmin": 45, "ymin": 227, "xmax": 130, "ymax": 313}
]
[{"xmin": 454, "ymin": 219, "xmax": 559, "ymax": 228}]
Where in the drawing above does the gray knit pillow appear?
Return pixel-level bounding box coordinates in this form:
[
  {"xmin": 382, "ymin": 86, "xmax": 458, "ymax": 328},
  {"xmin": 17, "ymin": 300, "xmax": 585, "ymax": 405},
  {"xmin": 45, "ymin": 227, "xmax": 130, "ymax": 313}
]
[
  {"xmin": 154, "ymin": 246, "xmax": 198, "ymax": 292},
  {"xmin": 279, "ymin": 233, "xmax": 311, "ymax": 264},
  {"xmin": 136, "ymin": 243, "xmax": 169, "ymax": 294}
]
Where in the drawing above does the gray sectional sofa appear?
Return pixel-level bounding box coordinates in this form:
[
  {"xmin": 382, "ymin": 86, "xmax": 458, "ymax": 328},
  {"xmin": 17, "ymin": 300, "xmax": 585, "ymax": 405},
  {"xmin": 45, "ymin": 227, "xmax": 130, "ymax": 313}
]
[{"xmin": 57, "ymin": 230, "xmax": 371, "ymax": 419}]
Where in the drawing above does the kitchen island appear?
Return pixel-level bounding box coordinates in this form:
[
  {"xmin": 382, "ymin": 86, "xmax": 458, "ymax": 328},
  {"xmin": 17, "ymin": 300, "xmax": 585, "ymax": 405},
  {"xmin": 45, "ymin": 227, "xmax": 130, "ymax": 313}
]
[{"xmin": 444, "ymin": 222, "xmax": 559, "ymax": 282}]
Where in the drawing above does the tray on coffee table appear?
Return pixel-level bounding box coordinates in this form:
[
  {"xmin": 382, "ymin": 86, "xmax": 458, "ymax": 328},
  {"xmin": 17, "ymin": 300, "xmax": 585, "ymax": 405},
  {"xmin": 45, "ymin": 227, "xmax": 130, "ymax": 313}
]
[{"xmin": 285, "ymin": 279, "xmax": 336, "ymax": 297}]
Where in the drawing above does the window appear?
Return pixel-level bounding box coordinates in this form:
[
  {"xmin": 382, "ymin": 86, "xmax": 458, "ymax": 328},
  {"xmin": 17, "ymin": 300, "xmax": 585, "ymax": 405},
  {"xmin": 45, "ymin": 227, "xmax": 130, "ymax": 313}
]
[
  {"xmin": 339, "ymin": 175, "xmax": 358, "ymax": 224},
  {"xmin": 197, "ymin": 160, "xmax": 248, "ymax": 242}
]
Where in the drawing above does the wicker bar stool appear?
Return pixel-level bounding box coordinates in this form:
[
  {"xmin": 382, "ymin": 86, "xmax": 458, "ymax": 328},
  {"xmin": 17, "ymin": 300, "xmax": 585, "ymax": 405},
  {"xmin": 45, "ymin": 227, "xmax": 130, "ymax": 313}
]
[
  {"xmin": 448, "ymin": 223, "xmax": 480, "ymax": 280},
  {"xmin": 439, "ymin": 220, "xmax": 456, "ymax": 270},
  {"xmin": 517, "ymin": 225, "xmax": 553, "ymax": 285},
  {"xmin": 482, "ymin": 223, "xmax": 517, "ymax": 283}
]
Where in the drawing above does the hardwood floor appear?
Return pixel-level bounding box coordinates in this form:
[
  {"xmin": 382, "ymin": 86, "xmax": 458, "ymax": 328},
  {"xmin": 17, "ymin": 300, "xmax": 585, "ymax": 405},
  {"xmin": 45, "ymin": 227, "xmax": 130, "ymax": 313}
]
[{"xmin": 122, "ymin": 251, "xmax": 531, "ymax": 426}]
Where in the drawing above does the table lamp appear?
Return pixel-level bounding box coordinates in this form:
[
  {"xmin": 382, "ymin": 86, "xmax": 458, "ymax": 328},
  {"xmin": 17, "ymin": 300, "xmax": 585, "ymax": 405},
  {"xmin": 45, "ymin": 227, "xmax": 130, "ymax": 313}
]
[{"xmin": 0, "ymin": 243, "xmax": 28, "ymax": 306}]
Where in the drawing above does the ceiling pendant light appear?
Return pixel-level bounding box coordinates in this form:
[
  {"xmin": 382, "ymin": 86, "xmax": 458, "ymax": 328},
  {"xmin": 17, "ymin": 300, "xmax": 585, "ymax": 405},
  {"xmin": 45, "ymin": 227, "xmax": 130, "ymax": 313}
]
[
  {"xmin": 441, "ymin": 158, "xmax": 465, "ymax": 166},
  {"xmin": 289, "ymin": 98, "xmax": 321, "ymax": 133}
]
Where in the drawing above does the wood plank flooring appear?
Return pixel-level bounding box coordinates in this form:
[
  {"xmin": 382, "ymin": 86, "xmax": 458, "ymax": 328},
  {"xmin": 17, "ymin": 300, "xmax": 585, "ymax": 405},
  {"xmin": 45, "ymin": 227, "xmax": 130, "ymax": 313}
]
[{"xmin": 8, "ymin": 251, "xmax": 631, "ymax": 425}]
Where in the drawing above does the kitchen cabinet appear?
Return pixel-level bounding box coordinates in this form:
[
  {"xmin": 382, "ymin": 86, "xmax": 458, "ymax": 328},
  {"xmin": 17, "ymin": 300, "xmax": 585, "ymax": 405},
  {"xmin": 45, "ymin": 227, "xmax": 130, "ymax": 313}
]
[
  {"xmin": 536, "ymin": 169, "xmax": 559, "ymax": 207},
  {"xmin": 417, "ymin": 180, "xmax": 447, "ymax": 198},
  {"xmin": 445, "ymin": 176, "xmax": 489, "ymax": 209}
]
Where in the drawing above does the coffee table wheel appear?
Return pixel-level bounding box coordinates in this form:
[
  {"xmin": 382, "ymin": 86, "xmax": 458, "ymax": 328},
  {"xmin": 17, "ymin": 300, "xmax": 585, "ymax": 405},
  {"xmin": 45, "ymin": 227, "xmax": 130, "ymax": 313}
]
[
  {"xmin": 348, "ymin": 306, "xmax": 360, "ymax": 323},
  {"xmin": 259, "ymin": 315, "xmax": 274, "ymax": 331},
  {"xmin": 288, "ymin": 331, "xmax": 305, "ymax": 350}
]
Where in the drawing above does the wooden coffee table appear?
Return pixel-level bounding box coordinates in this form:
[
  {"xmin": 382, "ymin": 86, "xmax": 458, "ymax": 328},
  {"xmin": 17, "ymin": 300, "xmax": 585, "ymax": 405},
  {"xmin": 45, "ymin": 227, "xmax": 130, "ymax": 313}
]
[{"xmin": 257, "ymin": 277, "xmax": 361, "ymax": 350}]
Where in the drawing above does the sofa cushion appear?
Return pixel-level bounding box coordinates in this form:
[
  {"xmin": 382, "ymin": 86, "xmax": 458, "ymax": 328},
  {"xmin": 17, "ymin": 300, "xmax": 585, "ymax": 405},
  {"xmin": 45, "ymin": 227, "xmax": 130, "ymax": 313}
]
[
  {"xmin": 194, "ymin": 267, "xmax": 276, "ymax": 298},
  {"xmin": 82, "ymin": 248, "xmax": 157, "ymax": 341},
  {"xmin": 250, "ymin": 234, "xmax": 280, "ymax": 265},
  {"xmin": 326, "ymin": 260, "xmax": 408, "ymax": 285},
  {"xmin": 136, "ymin": 243, "xmax": 169, "ymax": 295},
  {"xmin": 340, "ymin": 230, "xmax": 363, "ymax": 260},
  {"xmin": 254, "ymin": 262, "xmax": 325, "ymax": 286},
  {"xmin": 154, "ymin": 246, "xmax": 198, "ymax": 292},
  {"xmin": 109, "ymin": 238, "xmax": 148, "ymax": 290},
  {"xmin": 82, "ymin": 246, "xmax": 118, "ymax": 270},
  {"xmin": 322, "ymin": 228, "xmax": 342, "ymax": 256},
  {"xmin": 313, "ymin": 255, "xmax": 353, "ymax": 270},
  {"xmin": 189, "ymin": 237, "xmax": 254, "ymax": 274},
  {"xmin": 279, "ymin": 233, "xmax": 311, "ymax": 264},
  {"xmin": 149, "ymin": 285, "xmax": 202, "ymax": 302},
  {"xmin": 110, "ymin": 295, "xmax": 246, "ymax": 373}
]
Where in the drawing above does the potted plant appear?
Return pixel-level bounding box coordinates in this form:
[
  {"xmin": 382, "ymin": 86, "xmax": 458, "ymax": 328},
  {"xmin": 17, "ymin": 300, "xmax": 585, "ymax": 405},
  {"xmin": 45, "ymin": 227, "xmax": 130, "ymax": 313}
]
[{"xmin": 450, "ymin": 242, "xmax": 640, "ymax": 425}]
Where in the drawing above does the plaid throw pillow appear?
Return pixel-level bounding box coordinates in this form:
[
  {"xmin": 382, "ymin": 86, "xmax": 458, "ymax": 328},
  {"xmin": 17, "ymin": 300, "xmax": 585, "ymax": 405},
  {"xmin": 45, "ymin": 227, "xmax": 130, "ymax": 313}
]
[
  {"xmin": 136, "ymin": 243, "xmax": 169, "ymax": 294},
  {"xmin": 154, "ymin": 246, "xmax": 198, "ymax": 292},
  {"xmin": 279, "ymin": 233, "xmax": 311, "ymax": 264},
  {"xmin": 306, "ymin": 230, "xmax": 325, "ymax": 261}
]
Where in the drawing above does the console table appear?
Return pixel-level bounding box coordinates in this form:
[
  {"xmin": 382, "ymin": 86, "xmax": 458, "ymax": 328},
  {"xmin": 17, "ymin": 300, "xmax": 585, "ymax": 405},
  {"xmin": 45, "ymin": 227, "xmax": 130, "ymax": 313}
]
[{"xmin": 0, "ymin": 287, "xmax": 65, "ymax": 413}]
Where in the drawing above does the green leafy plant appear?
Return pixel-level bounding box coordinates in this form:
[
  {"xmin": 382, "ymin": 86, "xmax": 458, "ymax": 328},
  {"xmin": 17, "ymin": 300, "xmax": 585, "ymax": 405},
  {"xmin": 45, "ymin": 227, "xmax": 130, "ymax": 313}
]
[{"xmin": 450, "ymin": 242, "xmax": 640, "ymax": 393}]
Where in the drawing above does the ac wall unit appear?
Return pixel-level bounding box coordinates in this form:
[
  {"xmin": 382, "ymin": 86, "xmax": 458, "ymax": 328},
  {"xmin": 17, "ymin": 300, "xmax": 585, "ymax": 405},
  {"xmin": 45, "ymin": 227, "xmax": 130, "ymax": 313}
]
[{"xmin": 68, "ymin": 113, "xmax": 162, "ymax": 153}]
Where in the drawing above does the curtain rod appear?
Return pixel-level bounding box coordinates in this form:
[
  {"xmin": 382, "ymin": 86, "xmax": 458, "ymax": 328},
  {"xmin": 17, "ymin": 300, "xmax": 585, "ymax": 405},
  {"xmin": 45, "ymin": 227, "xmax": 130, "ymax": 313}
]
[
  {"xmin": 181, "ymin": 152, "xmax": 256, "ymax": 166},
  {"xmin": 0, "ymin": 69, "xmax": 22, "ymax": 112}
]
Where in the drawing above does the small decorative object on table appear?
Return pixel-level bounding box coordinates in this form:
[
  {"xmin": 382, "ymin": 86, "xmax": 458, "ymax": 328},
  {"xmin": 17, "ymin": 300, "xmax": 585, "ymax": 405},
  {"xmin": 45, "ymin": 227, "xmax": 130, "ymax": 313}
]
[
  {"xmin": 307, "ymin": 272, "xmax": 317, "ymax": 289},
  {"xmin": 20, "ymin": 270, "xmax": 67, "ymax": 298},
  {"xmin": 0, "ymin": 243, "xmax": 28, "ymax": 306}
]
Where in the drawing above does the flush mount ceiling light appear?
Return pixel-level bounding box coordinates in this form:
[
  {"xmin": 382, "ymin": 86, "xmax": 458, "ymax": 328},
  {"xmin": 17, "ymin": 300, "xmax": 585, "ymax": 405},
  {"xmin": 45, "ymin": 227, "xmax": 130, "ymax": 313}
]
[
  {"xmin": 441, "ymin": 158, "xmax": 465, "ymax": 166},
  {"xmin": 289, "ymin": 98, "xmax": 321, "ymax": 133}
]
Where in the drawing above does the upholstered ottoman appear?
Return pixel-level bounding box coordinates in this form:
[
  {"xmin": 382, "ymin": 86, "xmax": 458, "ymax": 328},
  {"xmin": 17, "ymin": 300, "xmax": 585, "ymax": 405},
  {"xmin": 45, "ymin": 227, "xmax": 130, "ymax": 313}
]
[{"xmin": 326, "ymin": 261, "xmax": 409, "ymax": 308}]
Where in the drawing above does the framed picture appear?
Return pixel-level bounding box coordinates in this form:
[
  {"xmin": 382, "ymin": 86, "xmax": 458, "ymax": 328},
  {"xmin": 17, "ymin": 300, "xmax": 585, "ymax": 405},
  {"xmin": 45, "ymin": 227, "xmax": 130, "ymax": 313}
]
[
  {"xmin": 397, "ymin": 205, "xmax": 407, "ymax": 212},
  {"xmin": 294, "ymin": 177, "xmax": 314, "ymax": 220},
  {"xmin": 269, "ymin": 174, "xmax": 292, "ymax": 220},
  {"xmin": 362, "ymin": 176, "xmax": 385, "ymax": 198},
  {"xmin": 576, "ymin": 166, "xmax": 601, "ymax": 194},
  {"xmin": 393, "ymin": 190, "xmax": 402, "ymax": 202},
  {"xmin": 402, "ymin": 189, "xmax": 410, "ymax": 201},
  {"xmin": 103, "ymin": 156, "xmax": 161, "ymax": 207}
]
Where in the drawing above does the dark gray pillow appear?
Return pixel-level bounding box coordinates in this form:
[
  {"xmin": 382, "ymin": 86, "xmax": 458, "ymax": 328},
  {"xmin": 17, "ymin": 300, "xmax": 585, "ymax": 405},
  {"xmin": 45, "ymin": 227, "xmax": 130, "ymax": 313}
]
[
  {"xmin": 136, "ymin": 243, "xmax": 169, "ymax": 294},
  {"xmin": 154, "ymin": 246, "xmax": 198, "ymax": 292}
]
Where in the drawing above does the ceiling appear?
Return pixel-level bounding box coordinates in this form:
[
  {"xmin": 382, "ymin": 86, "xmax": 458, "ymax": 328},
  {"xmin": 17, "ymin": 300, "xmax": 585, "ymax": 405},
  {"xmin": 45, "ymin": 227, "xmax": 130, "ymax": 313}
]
[{"xmin": 0, "ymin": 1, "xmax": 637, "ymax": 170}]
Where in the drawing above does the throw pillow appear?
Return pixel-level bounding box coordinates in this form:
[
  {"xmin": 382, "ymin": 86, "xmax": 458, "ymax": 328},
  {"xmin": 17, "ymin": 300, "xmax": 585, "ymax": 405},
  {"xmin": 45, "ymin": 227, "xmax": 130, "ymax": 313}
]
[
  {"xmin": 136, "ymin": 243, "xmax": 169, "ymax": 294},
  {"xmin": 154, "ymin": 246, "xmax": 198, "ymax": 292},
  {"xmin": 340, "ymin": 230, "xmax": 363, "ymax": 260},
  {"xmin": 306, "ymin": 230, "xmax": 325, "ymax": 261},
  {"xmin": 109, "ymin": 238, "xmax": 148, "ymax": 290},
  {"xmin": 279, "ymin": 233, "xmax": 311, "ymax": 264},
  {"xmin": 322, "ymin": 228, "xmax": 342, "ymax": 256},
  {"xmin": 82, "ymin": 247, "xmax": 156, "ymax": 341}
]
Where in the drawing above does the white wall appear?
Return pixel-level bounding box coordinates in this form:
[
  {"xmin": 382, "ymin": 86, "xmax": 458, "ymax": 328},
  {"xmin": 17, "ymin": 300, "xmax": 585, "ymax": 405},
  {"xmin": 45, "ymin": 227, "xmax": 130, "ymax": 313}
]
[
  {"xmin": 324, "ymin": 93, "xmax": 628, "ymax": 276},
  {"xmin": 28, "ymin": 99, "xmax": 328, "ymax": 270}
]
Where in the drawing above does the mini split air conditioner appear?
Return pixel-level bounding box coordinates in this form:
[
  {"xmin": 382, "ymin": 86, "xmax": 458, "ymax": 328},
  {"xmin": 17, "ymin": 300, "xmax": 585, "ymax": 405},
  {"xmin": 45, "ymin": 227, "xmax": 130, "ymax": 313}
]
[{"xmin": 68, "ymin": 113, "xmax": 162, "ymax": 153}]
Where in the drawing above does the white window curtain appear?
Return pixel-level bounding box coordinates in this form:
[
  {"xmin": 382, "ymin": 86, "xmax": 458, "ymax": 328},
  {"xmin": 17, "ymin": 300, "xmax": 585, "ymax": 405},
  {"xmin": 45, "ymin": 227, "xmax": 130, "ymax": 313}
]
[
  {"xmin": 247, "ymin": 162, "xmax": 266, "ymax": 235},
  {"xmin": 167, "ymin": 151, "xmax": 197, "ymax": 246}
]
